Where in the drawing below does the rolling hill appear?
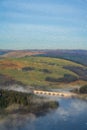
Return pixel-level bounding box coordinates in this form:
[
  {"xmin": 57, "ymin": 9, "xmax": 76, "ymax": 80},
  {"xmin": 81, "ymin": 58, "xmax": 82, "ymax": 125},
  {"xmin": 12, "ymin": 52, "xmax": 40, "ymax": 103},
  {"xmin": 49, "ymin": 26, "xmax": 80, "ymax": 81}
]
[
  {"xmin": 39, "ymin": 50, "xmax": 87, "ymax": 66},
  {"xmin": 0, "ymin": 50, "xmax": 44, "ymax": 58},
  {"xmin": 0, "ymin": 56, "xmax": 87, "ymax": 89},
  {"xmin": 0, "ymin": 49, "xmax": 87, "ymax": 66}
]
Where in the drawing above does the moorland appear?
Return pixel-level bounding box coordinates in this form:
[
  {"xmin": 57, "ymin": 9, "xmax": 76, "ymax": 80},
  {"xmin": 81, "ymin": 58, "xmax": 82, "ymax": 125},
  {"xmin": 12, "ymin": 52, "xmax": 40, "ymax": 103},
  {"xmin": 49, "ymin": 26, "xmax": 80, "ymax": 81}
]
[{"xmin": 0, "ymin": 49, "xmax": 87, "ymax": 114}]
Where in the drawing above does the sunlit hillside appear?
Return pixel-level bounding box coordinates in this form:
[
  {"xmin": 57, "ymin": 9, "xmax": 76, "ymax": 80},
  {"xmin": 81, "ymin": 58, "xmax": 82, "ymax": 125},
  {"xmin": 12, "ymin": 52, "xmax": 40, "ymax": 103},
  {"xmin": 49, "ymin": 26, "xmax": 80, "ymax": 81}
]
[{"xmin": 0, "ymin": 56, "xmax": 87, "ymax": 89}]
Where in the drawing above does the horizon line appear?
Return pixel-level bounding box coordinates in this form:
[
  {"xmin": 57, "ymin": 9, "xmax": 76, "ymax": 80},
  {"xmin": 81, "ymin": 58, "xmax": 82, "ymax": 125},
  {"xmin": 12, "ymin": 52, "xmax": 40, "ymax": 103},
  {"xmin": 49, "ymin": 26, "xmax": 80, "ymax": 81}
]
[{"xmin": 0, "ymin": 48, "xmax": 87, "ymax": 51}]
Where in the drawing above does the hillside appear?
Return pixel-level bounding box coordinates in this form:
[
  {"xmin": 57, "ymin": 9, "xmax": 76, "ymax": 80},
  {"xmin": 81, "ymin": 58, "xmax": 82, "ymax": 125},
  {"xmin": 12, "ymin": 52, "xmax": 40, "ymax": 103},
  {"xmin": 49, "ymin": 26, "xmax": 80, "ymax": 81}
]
[
  {"xmin": 0, "ymin": 56, "xmax": 87, "ymax": 89},
  {"xmin": 38, "ymin": 50, "xmax": 87, "ymax": 66},
  {"xmin": 0, "ymin": 49, "xmax": 87, "ymax": 66},
  {"xmin": 0, "ymin": 50, "xmax": 44, "ymax": 58},
  {"xmin": 0, "ymin": 50, "xmax": 12, "ymax": 55}
]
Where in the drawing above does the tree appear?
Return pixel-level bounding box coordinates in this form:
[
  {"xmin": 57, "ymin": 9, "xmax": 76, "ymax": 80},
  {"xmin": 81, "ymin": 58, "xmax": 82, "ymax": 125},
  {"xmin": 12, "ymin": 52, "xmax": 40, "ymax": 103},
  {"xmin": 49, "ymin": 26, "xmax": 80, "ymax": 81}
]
[{"xmin": 79, "ymin": 85, "xmax": 87, "ymax": 94}]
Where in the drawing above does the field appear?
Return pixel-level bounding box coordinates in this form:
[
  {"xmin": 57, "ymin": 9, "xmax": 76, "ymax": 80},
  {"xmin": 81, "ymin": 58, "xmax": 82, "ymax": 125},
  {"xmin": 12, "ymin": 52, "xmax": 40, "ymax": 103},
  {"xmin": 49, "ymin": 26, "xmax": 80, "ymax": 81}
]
[{"xmin": 0, "ymin": 56, "xmax": 87, "ymax": 89}]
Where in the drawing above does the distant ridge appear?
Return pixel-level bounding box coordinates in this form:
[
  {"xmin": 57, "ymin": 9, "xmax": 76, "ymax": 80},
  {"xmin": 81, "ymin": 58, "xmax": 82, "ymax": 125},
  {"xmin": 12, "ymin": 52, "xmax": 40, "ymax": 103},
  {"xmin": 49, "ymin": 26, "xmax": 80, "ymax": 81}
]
[
  {"xmin": 0, "ymin": 50, "xmax": 45, "ymax": 58},
  {"xmin": 0, "ymin": 49, "xmax": 87, "ymax": 66}
]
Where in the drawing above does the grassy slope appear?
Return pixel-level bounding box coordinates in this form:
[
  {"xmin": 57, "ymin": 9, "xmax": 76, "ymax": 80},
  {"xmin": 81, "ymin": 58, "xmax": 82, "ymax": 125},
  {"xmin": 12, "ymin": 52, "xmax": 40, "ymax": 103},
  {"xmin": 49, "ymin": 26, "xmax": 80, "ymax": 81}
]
[
  {"xmin": 40, "ymin": 50, "xmax": 87, "ymax": 66},
  {"xmin": 0, "ymin": 56, "xmax": 87, "ymax": 89}
]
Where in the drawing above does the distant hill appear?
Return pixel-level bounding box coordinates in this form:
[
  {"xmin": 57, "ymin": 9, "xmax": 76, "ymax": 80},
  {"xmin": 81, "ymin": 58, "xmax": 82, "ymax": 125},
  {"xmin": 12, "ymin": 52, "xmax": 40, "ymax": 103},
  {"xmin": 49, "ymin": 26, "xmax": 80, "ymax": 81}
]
[
  {"xmin": 37, "ymin": 50, "xmax": 87, "ymax": 66},
  {"xmin": 0, "ymin": 50, "xmax": 12, "ymax": 55},
  {"xmin": 0, "ymin": 49, "xmax": 87, "ymax": 66},
  {"xmin": 0, "ymin": 50, "xmax": 45, "ymax": 58}
]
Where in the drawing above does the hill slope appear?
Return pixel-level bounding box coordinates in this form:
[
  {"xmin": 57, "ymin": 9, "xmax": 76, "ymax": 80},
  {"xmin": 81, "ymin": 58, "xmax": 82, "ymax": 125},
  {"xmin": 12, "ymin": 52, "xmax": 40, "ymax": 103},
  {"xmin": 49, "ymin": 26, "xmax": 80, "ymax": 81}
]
[
  {"xmin": 0, "ymin": 56, "xmax": 87, "ymax": 89},
  {"xmin": 0, "ymin": 50, "xmax": 44, "ymax": 58},
  {"xmin": 1, "ymin": 49, "xmax": 87, "ymax": 66},
  {"xmin": 38, "ymin": 50, "xmax": 87, "ymax": 66}
]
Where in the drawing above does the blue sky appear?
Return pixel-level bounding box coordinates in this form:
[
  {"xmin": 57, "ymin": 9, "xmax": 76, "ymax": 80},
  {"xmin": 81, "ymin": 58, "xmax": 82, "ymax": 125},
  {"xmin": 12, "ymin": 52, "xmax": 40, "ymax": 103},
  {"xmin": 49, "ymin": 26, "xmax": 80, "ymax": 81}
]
[{"xmin": 0, "ymin": 0, "xmax": 87, "ymax": 49}]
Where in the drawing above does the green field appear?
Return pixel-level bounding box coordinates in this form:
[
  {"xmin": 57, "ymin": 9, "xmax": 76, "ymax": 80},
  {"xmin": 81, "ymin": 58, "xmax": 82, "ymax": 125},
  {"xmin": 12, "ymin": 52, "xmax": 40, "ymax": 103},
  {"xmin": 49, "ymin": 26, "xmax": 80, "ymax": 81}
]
[{"xmin": 0, "ymin": 56, "xmax": 87, "ymax": 89}]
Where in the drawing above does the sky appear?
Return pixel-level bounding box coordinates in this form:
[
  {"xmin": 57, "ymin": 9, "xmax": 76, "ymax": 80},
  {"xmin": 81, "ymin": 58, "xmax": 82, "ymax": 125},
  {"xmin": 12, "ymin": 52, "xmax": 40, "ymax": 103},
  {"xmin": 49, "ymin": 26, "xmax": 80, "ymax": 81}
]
[{"xmin": 0, "ymin": 0, "xmax": 87, "ymax": 50}]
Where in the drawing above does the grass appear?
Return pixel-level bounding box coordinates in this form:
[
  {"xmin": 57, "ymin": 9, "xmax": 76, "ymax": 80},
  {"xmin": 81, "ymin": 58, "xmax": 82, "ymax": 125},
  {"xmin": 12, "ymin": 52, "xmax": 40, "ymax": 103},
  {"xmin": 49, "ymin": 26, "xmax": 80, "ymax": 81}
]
[{"xmin": 0, "ymin": 56, "xmax": 87, "ymax": 89}]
